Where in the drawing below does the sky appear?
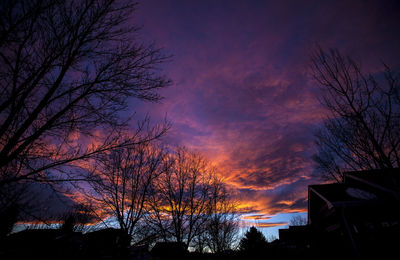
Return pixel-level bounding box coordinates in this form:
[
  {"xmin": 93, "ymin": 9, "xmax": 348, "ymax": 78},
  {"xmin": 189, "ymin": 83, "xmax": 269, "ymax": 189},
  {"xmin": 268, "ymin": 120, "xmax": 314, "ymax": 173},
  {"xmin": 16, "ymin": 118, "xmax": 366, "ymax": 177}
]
[
  {"xmin": 120, "ymin": 0, "xmax": 400, "ymax": 237},
  {"xmin": 19, "ymin": 0, "xmax": 400, "ymax": 239}
]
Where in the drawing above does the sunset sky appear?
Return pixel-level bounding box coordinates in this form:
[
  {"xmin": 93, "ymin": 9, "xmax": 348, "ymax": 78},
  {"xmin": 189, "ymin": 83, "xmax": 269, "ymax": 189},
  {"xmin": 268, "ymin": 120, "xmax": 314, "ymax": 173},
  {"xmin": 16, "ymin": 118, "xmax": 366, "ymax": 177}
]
[{"xmin": 119, "ymin": 0, "xmax": 400, "ymax": 237}]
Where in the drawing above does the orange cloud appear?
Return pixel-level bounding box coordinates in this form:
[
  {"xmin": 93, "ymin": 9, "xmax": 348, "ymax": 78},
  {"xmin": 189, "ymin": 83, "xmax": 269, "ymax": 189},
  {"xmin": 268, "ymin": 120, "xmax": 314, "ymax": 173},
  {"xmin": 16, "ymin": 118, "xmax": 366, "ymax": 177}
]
[
  {"xmin": 256, "ymin": 222, "xmax": 288, "ymax": 228},
  {"xmin": 242, "ymin": 214, "xmax": 272, "ymax": 221}
]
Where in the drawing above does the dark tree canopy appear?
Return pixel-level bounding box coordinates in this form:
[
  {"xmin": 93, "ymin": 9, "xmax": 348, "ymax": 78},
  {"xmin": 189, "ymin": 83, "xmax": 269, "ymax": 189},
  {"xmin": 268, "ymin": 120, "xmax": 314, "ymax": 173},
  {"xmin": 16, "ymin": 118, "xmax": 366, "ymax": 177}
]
[
  {"xmin": 239, "ymin": 226, "xmax": 268, "ymax": 253},
  {"xmin": 311, "ymin": 48, "xmax": 400, "ymax": 182}
]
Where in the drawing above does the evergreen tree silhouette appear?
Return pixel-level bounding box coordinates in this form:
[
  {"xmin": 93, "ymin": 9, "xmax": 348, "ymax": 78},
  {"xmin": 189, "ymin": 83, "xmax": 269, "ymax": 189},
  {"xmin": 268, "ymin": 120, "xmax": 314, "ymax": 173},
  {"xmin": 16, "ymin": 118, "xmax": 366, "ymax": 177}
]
[{"xmin": 239, "ymin": 226, "xmax": 268, "ymax": 253}]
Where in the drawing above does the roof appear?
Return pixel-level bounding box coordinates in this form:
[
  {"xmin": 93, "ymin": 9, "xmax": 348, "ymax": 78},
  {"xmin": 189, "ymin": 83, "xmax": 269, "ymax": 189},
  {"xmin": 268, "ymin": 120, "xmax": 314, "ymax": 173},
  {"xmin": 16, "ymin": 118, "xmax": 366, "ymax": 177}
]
[
  {"xmin": 309, "ymin": 183, "xmax": 354, "ymax": 203},
  {"xmin": 279, "ymin": 225, "xmax": 310, "ymax": 240},
  {"xmin": 309, "ymin": 168, "xmax": 400, "ymax": 209},
  {"xmin": 345, "ymin": 168, "xmax": 400, "ymax": 198}
]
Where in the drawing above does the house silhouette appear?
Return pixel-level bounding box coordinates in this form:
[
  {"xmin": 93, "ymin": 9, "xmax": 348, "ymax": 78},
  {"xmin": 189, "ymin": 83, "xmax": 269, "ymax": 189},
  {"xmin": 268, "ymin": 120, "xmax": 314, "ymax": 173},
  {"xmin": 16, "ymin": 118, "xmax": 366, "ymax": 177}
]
[{"xmin": 308, "ymin": 168, "xmax": 400, "ymax": 259}]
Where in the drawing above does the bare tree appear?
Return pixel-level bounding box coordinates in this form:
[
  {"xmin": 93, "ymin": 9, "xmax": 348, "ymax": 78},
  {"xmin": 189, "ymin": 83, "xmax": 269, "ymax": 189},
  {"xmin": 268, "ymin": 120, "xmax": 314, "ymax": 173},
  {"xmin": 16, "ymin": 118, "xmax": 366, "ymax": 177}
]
[
  {"xmin": 311, "ymin": 47, "xmax": 400, "ymax": 181},
  {"xmin": 0, "ymin": 0, "xmax": 170, "ymax": 188},
  {"xmin": 146, "ymin": 147, "xmax": 215, "ymax": 249},
  {"xmin": 203, "ymin": 177, "xmax": 239, "ymax": 253},
  {"xmin": 86, "ymin": 143, "xmax": 166, "ymax": 243},
  {"xmin": 289, "ymin": 215, "xmax": 307, "ymax": 226}
]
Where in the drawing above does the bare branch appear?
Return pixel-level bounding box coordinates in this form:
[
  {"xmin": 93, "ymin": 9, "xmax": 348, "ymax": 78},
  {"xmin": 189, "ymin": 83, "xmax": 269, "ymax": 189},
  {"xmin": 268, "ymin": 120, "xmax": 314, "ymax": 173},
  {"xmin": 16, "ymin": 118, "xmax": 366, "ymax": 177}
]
[{"xmin": 311, "ymin": 47, "xmax": 400, "ymax": 181}]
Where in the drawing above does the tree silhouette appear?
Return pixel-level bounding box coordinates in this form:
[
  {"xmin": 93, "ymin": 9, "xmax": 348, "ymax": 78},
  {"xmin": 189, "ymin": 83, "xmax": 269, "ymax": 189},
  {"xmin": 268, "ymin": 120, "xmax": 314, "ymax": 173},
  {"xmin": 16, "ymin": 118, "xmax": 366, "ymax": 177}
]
[
  {"xmin": 203, "ymin": 177, "xmax": 239, "ymax": 253},
  {"xmin": 86, "ymin": 143, "xmax": 166, "ymax": 244},
  {"xmin": 0, "ymin": 0, "xmax": 170, "ymax": 188},
  {"xmin": 289, "ymin": 215, "xmax": 307, "ymax": 226},
  {"xmin": 311, "ymin": 47, "xmax": 400, "ymax": 181},
  {"xmin": 0, "ymin": 201, "xmax": 18, "ymax": 238},
  {"xmin": 146, "ymin": 147, "xmax": 233, "ymax": 250},
  {"xmin": 239, "ymin": 226, "xmax": 268, "ymax": 253},
  {"xmin": 0, "ymin": 0, "xmax": 171, "ymax": 229},
  {"xmin": 58, "ymin": 204, "xmax": 93, "ymax": 233},
  {"xmin": 146, "ymin": 147, "xmax": 213, "ymax": 249}
]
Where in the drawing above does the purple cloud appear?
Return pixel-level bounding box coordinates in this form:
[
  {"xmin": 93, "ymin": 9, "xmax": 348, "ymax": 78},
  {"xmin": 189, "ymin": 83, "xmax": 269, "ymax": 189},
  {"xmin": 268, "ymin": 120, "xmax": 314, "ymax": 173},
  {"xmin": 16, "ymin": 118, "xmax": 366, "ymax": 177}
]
[{"xmin": 129, "ymin": 0, "xmax": 400, "ymax": 216}]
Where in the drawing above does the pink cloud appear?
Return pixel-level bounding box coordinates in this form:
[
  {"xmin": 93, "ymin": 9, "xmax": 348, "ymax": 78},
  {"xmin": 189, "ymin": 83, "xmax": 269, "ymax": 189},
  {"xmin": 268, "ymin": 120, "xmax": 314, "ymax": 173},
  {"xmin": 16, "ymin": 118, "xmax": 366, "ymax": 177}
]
[{"xmin": 132, "ymin": 0, "xmax": 400, "ymax": 216}]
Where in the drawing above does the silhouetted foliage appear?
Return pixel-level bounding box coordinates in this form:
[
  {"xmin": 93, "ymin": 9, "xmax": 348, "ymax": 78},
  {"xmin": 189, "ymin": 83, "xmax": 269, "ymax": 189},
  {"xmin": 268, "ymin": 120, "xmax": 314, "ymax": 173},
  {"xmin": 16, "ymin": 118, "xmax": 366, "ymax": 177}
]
[
  {"xmin": 0, "ymin": 202, "xmax": 18, "ymax": 238},
  {"xmin": 311, "ymin": 47, "xmax": 400, "ymax": 181},
  {"xmin": 59, "ymin": 205, "xmax": 93, "ymax": 233},
  {"xmin": 239, "ymin": 226, "xmax": 268, "ymax": 253},
  {"xmin": 60, "ymin": 215, "xmax": 75, "ymax": 234},
  {"xmin": 0, "ymin": 181, "xmax": 38, "ymax": 233}
]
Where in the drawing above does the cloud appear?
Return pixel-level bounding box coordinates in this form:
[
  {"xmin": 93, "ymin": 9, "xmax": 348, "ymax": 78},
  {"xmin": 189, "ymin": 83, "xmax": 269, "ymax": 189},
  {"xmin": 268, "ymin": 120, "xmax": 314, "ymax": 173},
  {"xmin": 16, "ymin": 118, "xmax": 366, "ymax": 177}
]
[
  {"xmin": 132, "ymin": 0, "xmax": 400, "ymax": 217},
  {"xmin": 26, "ymin": 0, "xmax": 399, "ymax": 222},
  {"xmin": 255, "ymin": 222, "xmax": 288, "ymax": 228},
  {"xmin": 14, "ymin": 182, "xmax": 80, "ymax": 222},
  {"xmin": 242, "ymin": 214, "xmax": 272, "ymax": 221}
]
